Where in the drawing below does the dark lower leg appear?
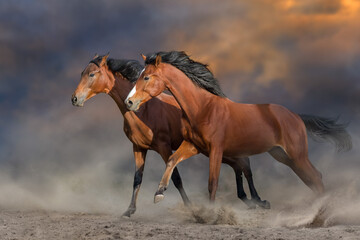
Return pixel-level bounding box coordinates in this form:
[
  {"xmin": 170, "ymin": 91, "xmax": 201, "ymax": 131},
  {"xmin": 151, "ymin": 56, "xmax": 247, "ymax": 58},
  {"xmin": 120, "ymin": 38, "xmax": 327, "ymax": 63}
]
[
  {"xmin": 244, "ymin": 171, "xmax": 270, "ymax": 209},
  {"xmin": 234, "ymin": 170, "xmax": 257, "ymax": 209},
  {"xmin": 123, "ymin": 168, "xmax": 143, "ymax": 217},
  {"xmin": 171, "ymin": 167, "xmax": 191, "ymax": 205},
  {"xmin": 237, "ymin": 156, "xmax": 270, "ymax": 209},
  {"xmin": 223, "ymin": 158, "xmax": 255, "ymax": 207},
  {"xmin": 244, "ymin": 172, "xmax": 260, "ymax": 200},
  {"xmin": 234, "ymin": 170, "xmax": 247, "ymax": 200}
]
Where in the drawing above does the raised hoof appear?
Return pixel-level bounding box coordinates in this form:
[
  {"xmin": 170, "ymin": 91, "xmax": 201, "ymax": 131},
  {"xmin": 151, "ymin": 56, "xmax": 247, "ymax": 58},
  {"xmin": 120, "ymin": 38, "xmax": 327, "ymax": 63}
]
[
  {"xmin": 121, "ymin": 208, "xmax": 136, "ymax": 218},
  {"xmin": 154, "ymin": 193, "xmax": 165, "ymax": 203},
  {"xmin": 257, "ymin": 200, "xmax": 271, "ymax": 209}
]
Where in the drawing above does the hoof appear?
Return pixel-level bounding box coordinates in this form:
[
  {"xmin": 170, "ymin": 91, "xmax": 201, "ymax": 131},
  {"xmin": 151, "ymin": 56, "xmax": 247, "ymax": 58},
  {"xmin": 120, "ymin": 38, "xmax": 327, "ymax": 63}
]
[
  {"xmin": 258, "ymin": 200, "xmax": 271, "ymax": 209},
  {"xmin": 154, "ymin": 193, "xmax": 165, "ymax": 203},
  {"xmin": 122, "ymin": 208, "xmax": 136, "ymax": 218}
]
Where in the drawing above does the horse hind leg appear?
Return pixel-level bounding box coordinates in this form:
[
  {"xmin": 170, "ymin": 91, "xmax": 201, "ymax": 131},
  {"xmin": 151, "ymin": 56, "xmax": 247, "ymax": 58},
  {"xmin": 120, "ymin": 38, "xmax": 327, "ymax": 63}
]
[
  {"xmin": 171, "ymin": 167, "xmax": 191, "ymax": 206},
  {"xmin": 236, "ymin": 157, "xmax": 270, "ymax": 209},
  {"xmin": 268, "ymin": 146, "xmax": 324, "ymax": 195},
  {"xmin": 222, "ymin": 157, "xmax": 253, "ymax": 208},
  {"xmin": 223, "ymin": 157, "xmax": 270, "ymax": 209},
  {"xmin": 291, "ymin": 158, "xmax": 324, "ymax": 194}
]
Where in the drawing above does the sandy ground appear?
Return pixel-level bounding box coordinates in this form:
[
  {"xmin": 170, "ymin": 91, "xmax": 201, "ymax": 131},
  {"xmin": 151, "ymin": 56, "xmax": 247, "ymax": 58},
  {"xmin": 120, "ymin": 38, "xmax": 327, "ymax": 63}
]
[
  {"xmin": 1, "ymin": 203, "xmax": 359, "ymax": 240},
  {"xmin": 1, "ymin": 161, "xmax": 360, "ymax": 240}
]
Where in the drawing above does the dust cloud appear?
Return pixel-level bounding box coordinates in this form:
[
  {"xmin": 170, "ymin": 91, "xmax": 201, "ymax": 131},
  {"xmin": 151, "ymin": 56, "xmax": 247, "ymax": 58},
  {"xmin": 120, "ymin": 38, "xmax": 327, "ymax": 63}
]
[
  {"xmin": 170, "ymin": 204, "xmax": 238, "ymax": 225},
  {"xmin": 0, "ymin": 94, "xmax": 359, "ymax": 228}
]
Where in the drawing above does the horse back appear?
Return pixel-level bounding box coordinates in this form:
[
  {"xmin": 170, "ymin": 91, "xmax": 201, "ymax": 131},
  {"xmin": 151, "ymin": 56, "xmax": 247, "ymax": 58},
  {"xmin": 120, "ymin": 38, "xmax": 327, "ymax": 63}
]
[{"xmin": 221, "ymin": 102, "xmax": 305, "ymax": 156}]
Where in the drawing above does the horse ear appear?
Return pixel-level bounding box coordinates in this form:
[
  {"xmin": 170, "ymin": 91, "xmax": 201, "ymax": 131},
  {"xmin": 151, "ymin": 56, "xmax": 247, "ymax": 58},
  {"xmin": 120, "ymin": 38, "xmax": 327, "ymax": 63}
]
[
  {"xmin": 93, "ymin": 53, "xmax": 99, "ymax": 59},
  {"xmin": 155, "ymin": 55, "xmax": 162, "ymax": 67},
  {"xmin": 141, "ymin": 54, "xmax": 146, "ymax": 61},
  {"xmin": 100, "ymin": 53, "xmax": 109, "ymax": 67}
]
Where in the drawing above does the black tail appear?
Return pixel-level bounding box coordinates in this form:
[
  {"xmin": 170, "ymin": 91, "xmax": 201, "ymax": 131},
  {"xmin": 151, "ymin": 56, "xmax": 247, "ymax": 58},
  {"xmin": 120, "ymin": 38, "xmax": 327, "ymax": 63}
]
[{"xmin": 299, "ymin": 114, "xmax": 352, "ymax": 152}]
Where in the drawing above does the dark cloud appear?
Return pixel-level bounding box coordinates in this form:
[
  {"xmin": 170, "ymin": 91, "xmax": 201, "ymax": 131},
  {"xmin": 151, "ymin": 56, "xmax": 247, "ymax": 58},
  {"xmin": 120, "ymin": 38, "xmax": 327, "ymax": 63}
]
[
  {"xmin": 159, "ymin": 0, "xmax": 360, "ymax": 118},
  {"xmin": 289, "ymin": 0, "xmax": 342, "ymax": 15}
]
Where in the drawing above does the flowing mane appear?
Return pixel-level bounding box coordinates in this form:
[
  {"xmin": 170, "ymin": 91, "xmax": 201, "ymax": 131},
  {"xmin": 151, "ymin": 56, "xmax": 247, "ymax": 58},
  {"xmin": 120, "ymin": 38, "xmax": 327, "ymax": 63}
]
[
  {"xmin": 145, "ymin": 51, "xmax": 226, "ymax": 97},
  {"xmin": 90, "ymin": 55, "xmax": 143, "ymax": 83}
]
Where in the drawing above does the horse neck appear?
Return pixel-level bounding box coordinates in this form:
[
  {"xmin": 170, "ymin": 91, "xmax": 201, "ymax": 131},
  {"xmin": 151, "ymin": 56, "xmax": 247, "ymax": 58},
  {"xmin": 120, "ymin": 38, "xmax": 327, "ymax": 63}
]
[
  {"xmin": 108, "ymin": 71, "xmax": 134, "ymax": 115},
  {"xmin": 163, "ymin": 65, "xmax": 216, "ymax": 123}
]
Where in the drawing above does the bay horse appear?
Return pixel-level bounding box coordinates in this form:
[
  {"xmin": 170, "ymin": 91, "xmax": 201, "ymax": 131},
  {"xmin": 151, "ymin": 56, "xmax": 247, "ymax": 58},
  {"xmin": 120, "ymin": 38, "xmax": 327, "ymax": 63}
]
[
  {"xmin": 125, "ymin": 51, "xmax": 352, "ymax": 203},
  {"xmin": 71, "ymin": 54, "xmax": 269, "ymax": 217}
]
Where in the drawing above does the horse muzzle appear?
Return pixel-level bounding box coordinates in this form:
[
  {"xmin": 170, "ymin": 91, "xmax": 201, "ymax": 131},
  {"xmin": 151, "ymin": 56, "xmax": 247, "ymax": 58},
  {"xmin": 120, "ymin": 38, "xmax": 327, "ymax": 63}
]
[
  {"xmin": 71, "ymin": 94, "xmax": 84, "ymax": 107},
  {"xmin": 125, "ymin": 98, "xmax": 140, "ymax": 111}
]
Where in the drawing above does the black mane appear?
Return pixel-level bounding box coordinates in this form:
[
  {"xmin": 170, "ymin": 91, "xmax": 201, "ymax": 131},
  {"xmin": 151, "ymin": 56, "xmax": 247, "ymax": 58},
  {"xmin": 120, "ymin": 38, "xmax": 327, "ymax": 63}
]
[
  {"xmin": 145, "ymin": 51, "xmax": 226, "ymax": 97},
  {"xmin": 90, "ymin": 56, "xmax": 143, "ymax": 83}
]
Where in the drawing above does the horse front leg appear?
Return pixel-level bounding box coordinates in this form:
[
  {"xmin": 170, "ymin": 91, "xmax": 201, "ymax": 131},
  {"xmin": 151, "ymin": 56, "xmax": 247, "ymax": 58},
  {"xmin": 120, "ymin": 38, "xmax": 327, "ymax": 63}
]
[
  {"xmin": 122, "ymin": 145, "xmax": 147, "ymax": 218},
  {"xmin": 208, "ymin": 147, "xmax": 223, "ymax": 202},
  {"xmin": 154, "ymin": 141, "xmax": 198, "ymax": 203},
  {"xmin": 158, "ymin": 145, "xmax": 191, "ymax": 206}
]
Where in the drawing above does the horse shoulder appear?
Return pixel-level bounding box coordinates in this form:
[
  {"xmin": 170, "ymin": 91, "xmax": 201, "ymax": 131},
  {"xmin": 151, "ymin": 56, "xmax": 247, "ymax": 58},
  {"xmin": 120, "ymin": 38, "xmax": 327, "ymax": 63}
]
[
  {"xmin": 147, "ymin": 95, "xmax": 184, "ymax": 149},
  {"xmin": 123, "ymin": 111, "xmax": 154, "ymax": 149},
  {"xmin": 191, "ymin": 97, "xmax": 230, "ymax": 148},
  {"xmin": 156, "ymin": 93, "xmax": 180, "ymax": 108}
]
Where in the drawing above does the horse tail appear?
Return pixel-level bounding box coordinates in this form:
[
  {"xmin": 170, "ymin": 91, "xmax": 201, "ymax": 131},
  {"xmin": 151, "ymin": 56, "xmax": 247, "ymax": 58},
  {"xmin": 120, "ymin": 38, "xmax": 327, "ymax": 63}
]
[{"xmin": 299, "ymin": 114, "xmax": 352, "ymax": 152}]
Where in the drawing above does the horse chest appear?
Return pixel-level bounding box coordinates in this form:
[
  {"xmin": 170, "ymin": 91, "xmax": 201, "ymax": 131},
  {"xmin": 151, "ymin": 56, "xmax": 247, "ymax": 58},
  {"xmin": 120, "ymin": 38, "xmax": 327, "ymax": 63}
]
[
  {"xmin": 123, "ymin": 118, "xmax": 153, "ymax": 149},
  {"xmin": 181, "ymin": 118, "xmax": 209, "ymax": 151}
]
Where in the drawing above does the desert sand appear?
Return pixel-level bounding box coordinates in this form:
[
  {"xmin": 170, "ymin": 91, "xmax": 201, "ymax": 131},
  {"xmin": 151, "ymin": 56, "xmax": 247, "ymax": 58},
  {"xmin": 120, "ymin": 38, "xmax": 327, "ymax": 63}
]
[{"xmin": 1, "ymin": 194, "xmax": 360, "ymax": 240}]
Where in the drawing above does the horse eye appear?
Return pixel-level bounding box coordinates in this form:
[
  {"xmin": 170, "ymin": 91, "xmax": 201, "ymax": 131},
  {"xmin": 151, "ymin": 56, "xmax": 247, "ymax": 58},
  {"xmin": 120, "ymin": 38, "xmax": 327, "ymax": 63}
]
[
  {"xmin": 89, "ymin": 73, "xmax": 95, "ymax": 77},
  {"xmin": 144, "ymin": 76, "xmax": 150, "ymax": 80}
]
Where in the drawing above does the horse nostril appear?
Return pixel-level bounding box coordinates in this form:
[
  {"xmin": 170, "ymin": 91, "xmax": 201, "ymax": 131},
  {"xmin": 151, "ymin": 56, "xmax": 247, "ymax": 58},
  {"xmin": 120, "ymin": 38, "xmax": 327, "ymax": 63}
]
[
  {"xmin": 72, "ymin": 96, "xmax": 77, "ymax": 104},
  {"xmin": 126, "ymin": 99, "xmax": 133, "ymax": 107}
]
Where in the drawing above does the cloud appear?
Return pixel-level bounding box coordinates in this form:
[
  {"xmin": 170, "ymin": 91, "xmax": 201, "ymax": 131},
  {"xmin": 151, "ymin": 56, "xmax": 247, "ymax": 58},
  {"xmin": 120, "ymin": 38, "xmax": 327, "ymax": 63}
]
[
  {"xmin": 157, "ymin": 0, "xmax": 360, "ymax": 115},
  {"xmin": 288, "ymin": 0, "xmax": 342, "ymax": 15}
]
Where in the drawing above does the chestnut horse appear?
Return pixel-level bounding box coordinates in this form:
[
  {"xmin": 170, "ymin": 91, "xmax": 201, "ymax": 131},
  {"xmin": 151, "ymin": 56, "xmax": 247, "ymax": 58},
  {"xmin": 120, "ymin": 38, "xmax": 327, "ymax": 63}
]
[
  {"xmin": 72, "ymin": 54, "xmax": 269, "ymax": 217},
  {"xmin": 125, "ymin": 51, "xmax": 352, "ymax": 203}
]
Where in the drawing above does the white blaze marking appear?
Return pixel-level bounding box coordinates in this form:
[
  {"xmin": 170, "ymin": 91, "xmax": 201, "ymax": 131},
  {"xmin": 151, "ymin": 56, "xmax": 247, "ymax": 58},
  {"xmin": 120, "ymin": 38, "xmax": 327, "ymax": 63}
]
[
  {"xmin": 126, "ymin": 85, "xmax": 137, "ymax": 100},
  {"xmin": 139, "ymin": 68, "xmax": 145, "ymax": 76}
]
